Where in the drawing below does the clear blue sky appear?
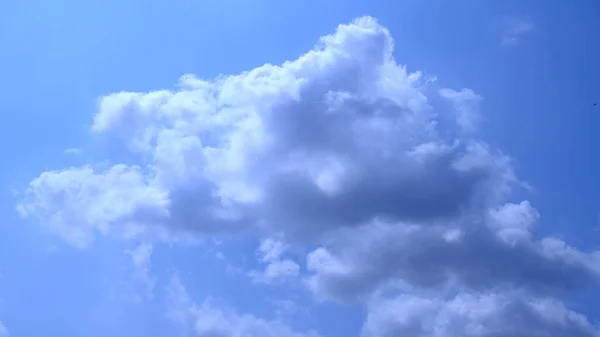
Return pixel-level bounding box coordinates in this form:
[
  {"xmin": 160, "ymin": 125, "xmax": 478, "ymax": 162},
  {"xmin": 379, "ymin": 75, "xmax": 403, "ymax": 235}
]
[{"xmin": 1, "ymin": 0, "xmax": 599, "ymax": 336}]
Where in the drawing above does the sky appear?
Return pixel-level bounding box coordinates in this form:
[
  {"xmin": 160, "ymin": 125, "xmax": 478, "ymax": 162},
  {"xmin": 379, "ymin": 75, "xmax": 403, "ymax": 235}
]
[{"xmin": 1, "ymin": 0, "xmax": 600, "ymax": 336}]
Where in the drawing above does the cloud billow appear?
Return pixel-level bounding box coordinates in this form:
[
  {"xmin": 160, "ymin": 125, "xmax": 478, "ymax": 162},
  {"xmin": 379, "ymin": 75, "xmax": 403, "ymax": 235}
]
[
  {"xmin": 18, "ymin": 16, "xmax": 600, "ymax": 336},
  {"xmin": 19, "ymin": 17, "xmax": 506, "ymax": 244}
]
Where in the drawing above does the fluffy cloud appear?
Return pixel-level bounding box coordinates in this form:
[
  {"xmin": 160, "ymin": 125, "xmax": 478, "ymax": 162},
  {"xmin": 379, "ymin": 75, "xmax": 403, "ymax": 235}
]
[
  {"xmin": 249, "ymin": 237, "xmax": 300, "ymax": 284},
  {"xmin": 362, "ymin": 293, "xmax": 599, "ymax": 337},
  {"xmin": 17, "ymin": 165, "xmax": 171, "ymax": 248},
  {"xmin": 439, "ymin": 88, "xmax": 483, "ymax": 133},
  {"xmin": 0, "ymin": 322, "xmax": 7, "ymax": 337},
  {"xmin": 306, "ymin": 201, "xmax": 600, "ymax": 302},
  {"xmin": 17, "ymin": 16, "xmax": 600, "ymax": 336},
  {"xmin": 167, "ymin": 276, "xmax": 319, "ymax": 337},
  {"xmin": 18, "ymin": 16, "xmax": 509, "ymax": 246}
]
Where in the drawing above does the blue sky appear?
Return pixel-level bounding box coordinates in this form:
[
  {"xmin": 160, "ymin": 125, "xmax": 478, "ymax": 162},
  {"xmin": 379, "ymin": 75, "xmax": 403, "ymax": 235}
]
[{"xmin": 1, "ymin": 0, "xmax": 600, "ymax": 336}]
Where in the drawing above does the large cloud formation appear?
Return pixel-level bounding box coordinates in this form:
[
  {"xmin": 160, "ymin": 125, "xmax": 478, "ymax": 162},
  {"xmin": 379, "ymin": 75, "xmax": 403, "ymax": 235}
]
[
  {"xmin": 17, "ymin": 16, "xmax": 509, "ymax": 246},
  {"xmin": 18, "ymin": 16, "xmax": 600, "ymax": 336}
]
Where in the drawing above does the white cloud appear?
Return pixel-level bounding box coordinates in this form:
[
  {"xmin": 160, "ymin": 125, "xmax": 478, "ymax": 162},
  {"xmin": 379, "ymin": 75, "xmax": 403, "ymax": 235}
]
[
  {"xmin": 21, "ymin": 16, "xmax": 493, "ymax": 246},
  {"xmin": 257, "ymin": 236, "xmax": 288, "ymax": 263},
  {"xmin": 249, "ymin": 236, "xmax": 300, "ymax": 284},
  {"xmin": 439, "ymin": 88, "xmax": 483, "ymax": 133},
  {"xmin": 305, "ymin": 202, "xmax": 600, "ymax": 302},
  {"xmin": 167, "ymin": 276, "xmax": 319, "ymax": 337},
  {"xmin": 362, "ymin": 292, "xmax": 599, "ymax": 337},
  {"xmin": 501, "ymin": 17, "xmax": 534, "ymax": 46},
  {"xmin": 17, "ymin": 165, "xmax": 171, "ymax": 248},
  {"xmin": 17, "ymin": 15, "xmax": 600, "ymax": 335}
]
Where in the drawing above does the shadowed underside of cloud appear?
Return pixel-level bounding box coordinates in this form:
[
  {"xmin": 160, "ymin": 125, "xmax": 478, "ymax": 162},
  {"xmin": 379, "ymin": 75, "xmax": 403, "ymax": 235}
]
[
  {"xmin": 306, "ymin": 201, "xmax": 600, "ymax": 302},
  {"xmin": 17, "ymin": 16, "xmax": 600, "ymax": 336},
  {"xmin": 363, "ymin": 292, "xmax": 599, "ymax": 337}
]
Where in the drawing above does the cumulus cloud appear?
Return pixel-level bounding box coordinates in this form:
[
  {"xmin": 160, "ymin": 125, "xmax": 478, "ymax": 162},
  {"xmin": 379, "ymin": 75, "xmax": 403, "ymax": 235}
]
[
  {"xmin": 0, "ymin": 322, "xmax": 7, "ymax": 337},
  {"xmin": 17, "ymin": 165, "xmax": 171, "ymax": 248},
  {"xmin": 18, "ymin": 16, "xmax": 511, "ymax": 247},
  {"xmin": 17, "ymin": 16, "xmax": 600, "ymax": 335},
  {"xmin": 167, "ymin": 276, "xmax": 319, "ymax": 337},
  {"xmin": 249, "ymin": 236, "xmax": 300, "ymax": 284},
  {"xmin": 306, "ymin": 201, "xmax": 600, "ymax": 302},
  {"xmin": 439, "ymin": 88, "xmax": 483, "ymax": 133},
  {"xmin": 362, "ymin": 292, "xmax": 599, "ymax": 337}
]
